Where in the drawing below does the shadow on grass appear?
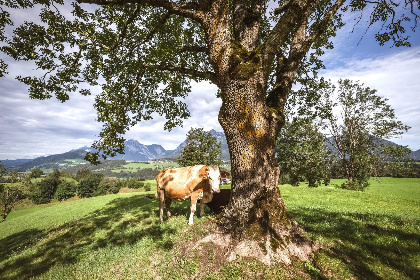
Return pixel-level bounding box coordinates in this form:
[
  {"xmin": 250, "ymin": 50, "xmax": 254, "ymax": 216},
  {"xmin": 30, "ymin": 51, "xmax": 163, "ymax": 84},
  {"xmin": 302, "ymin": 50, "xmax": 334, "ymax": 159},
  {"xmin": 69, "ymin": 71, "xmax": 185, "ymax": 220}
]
[
  {"xmin": 291, "ymin": 207, "xmax": 420, "ymax": 279},
  {"xmin": 0, "ymin": 194, "xmax": 191, "ymax": 280}
]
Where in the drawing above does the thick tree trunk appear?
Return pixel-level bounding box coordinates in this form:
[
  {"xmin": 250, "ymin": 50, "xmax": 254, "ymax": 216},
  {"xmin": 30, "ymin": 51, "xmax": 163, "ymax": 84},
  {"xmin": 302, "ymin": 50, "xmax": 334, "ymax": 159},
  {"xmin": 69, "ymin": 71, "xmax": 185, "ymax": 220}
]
[
  {"xmin": 193, "ymin": 0, "xmax": 319, "ymax": 264},
  {"xmin": 218, "ymin": 80, "xmax": 286, "ymax": 233},
  {"xmin": 212, "ymin": 77, "xmax": 314, "ymax": 264}
]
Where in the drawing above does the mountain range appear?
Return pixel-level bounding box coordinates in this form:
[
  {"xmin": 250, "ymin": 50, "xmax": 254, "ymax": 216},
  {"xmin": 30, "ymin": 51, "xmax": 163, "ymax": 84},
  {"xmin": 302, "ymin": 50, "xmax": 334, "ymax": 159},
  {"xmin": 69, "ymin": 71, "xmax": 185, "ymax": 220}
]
[
  {"xmin": 1, "ymin": 129, "xmax": 419, "ymax": 171},
  {"xmin": 1, "ymin": 130, "xmax": 230, "ymax": 171},
  {"xmin": 82, "ymin": 129, "xmax": 230, "ymax": 161}
]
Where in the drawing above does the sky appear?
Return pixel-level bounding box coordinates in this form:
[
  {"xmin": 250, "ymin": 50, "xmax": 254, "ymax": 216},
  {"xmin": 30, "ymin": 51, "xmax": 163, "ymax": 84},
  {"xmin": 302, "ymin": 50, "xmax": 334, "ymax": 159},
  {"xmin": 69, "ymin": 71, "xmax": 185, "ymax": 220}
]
[{"xmin": 0, "ymin": 3, "xmax": 419, "ymax": 160}]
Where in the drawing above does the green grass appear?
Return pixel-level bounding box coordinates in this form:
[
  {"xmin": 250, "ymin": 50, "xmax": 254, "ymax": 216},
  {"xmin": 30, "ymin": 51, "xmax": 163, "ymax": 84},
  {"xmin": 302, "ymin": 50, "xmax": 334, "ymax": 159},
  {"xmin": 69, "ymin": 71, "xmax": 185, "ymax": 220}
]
[
  {"xmin": 112, "ymin": 161, "xmax": 179, "ymax": 173},
  {"xmin": 280, "ymin": 178, "xmax": 420, "ymax": 279},
  {"xmin": 0, "ymin": 178, "xmax": 419, "ymax": 279},
  {"xmin": 63, "ymin": 159, "xmax": 88, "ymax": 164}
]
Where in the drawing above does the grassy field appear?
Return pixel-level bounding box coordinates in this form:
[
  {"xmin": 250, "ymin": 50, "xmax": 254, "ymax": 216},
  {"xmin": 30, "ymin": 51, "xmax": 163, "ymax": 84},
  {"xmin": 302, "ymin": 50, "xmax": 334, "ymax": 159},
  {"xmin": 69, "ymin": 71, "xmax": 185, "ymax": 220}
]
[
  {"xmin": 111, "ymin": 161, "xmax": 179, "ymax": 173},
  {"xmin": 0, "ymin": 178, "xmax": 419, "ymax": 279}
]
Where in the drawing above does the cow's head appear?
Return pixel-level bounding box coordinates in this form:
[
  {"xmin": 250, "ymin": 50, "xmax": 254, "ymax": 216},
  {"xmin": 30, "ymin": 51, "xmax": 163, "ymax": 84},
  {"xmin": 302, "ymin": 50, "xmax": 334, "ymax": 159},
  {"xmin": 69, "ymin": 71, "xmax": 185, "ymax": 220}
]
[{"xmin": 206, "ymin": 166, "xmax": 221, "ymax": 193}]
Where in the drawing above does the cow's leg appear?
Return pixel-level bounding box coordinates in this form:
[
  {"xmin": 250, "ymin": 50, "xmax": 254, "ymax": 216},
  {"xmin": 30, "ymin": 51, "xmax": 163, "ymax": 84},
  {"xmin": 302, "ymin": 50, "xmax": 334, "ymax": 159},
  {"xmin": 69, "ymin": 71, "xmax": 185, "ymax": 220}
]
[
  {"xmin": 158, "ymin": 188, "xmax": 165, "ymax": 222},
  {"xmin": 165, "ymin": 198, "xmax": 172, "ymax": 219},
  {"xmin": 200, "ymin": 192, "xmax": 212, "ymax": 217},
  {"xmin": 200, "ymin": 200, "xmax": 205, "ymax": 217},
  {"xmin": 189, "ymin": 195, "xmax": 198, "ymax": 225}
]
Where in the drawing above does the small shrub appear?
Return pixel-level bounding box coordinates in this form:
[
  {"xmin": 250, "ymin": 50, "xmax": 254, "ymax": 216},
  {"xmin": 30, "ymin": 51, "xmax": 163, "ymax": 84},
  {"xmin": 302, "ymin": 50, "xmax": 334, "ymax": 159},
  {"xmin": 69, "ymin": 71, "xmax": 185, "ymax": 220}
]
[
  {"xmin": 55, "ymin": 181, "xmax": 77, "ymax": 201},
  {"xmin": 126, "ymin": 178, "xmax": 144, "ymax": 189},
  {"xmin": 340, "ymin": 179, "xmax": 369, "ymax": 191},
  {"xmin": 77, "ymin": 173, "xmax": 104, "ymax": 198},
  {"xmin": 144, "ymin": 182, "xmax": 151, "ymax": 192},
  {"xmin": 96, "ymin": 177, "xmax": 120, "ymax": 195}
]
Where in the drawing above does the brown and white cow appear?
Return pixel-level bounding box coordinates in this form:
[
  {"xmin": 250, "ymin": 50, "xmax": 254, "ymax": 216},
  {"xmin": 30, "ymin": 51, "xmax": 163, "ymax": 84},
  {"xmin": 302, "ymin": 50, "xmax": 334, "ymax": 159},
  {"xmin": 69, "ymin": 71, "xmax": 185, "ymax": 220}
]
[{"xmin": 156, "ymin": 165, "xmax": 221, "ymax": 225}]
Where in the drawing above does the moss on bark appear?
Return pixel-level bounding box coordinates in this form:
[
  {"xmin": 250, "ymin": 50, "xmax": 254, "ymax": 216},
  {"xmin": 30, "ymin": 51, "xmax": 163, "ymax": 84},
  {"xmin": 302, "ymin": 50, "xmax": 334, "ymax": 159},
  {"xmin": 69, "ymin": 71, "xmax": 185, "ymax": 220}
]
[{"xmin": 229, "ymin": 40, "xmax": 264, "ymax": 80}]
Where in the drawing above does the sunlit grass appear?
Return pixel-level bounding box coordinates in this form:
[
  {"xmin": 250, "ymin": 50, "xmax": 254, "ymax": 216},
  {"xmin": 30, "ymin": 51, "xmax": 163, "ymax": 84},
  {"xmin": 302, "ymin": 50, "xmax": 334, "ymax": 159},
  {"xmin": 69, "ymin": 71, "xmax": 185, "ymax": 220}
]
[
  {"xmin": 111, "ymin": 161, "xmax": 179, "ymax": 173},
  {"xmin": 0, "ymin": 177, "xmax": 419, "ymax": 279},
  {"xmin": 280, "ymin": 178, "xmax": 420, "ymax": 279}
]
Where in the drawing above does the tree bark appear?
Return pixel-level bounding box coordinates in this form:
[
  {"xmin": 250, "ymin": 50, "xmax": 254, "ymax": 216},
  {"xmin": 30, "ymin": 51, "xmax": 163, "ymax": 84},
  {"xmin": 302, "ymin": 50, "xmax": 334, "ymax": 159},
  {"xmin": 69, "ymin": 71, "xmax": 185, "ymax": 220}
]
[
  {"xmin": 218, "ymin": 76, "xmax": 284, "ymax": 231},
  {"xmin": 198, "ymin": 0, "xmax": 318, "ymax": 261},
  {"xmin": 214, "ymin": 76, "xmax": 314, "ymax": 263}
]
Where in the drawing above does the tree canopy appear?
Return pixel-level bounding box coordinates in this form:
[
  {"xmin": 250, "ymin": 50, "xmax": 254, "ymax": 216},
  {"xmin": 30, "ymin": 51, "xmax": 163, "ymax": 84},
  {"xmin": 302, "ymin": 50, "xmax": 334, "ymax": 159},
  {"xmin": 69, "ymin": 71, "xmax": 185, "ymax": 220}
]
[
  {"xmin": 317, "ymin": 79, "xmax": 410, "ymax": 190},
  {"xmin": 276, "ymin": 117, "xmax": 332, "ymax": 187},
  {"xmin": 178, "ymin": 127, "xmax": 222, "ymax": 167},
  {"xmin": 1, "ymin": 0, "xmax": 418, "ymax": 263},
  {"xmin": 0, "ymin": 0, "xmax": 418, "ymax": 163}
]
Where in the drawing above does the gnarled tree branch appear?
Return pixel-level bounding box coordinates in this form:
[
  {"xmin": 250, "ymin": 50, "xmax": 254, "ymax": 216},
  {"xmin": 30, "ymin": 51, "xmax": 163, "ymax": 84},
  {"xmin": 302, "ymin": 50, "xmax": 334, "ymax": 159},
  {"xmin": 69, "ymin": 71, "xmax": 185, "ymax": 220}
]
[{"xmin": 77, "ymin": 0, "xmax": 205, "ymax": 22}]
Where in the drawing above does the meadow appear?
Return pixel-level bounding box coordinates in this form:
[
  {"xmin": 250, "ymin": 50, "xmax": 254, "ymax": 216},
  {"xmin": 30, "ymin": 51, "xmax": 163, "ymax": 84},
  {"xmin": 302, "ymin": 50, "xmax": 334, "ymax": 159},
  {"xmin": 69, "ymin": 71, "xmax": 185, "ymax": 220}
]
[
  {"xmin": 0, "ymin": 178, "xmax": 419, "ymax": 279},
  {"xmin": 111, "ymin": 161, "xmax": 179, "ymax": 173}
]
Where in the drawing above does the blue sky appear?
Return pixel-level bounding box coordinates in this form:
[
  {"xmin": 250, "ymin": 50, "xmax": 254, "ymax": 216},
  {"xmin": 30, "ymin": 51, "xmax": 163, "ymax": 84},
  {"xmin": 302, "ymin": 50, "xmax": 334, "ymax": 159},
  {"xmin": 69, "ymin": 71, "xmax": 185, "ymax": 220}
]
[{"xmin": 0, "ymin": 2, "xmax": 419, "ymax": 160}]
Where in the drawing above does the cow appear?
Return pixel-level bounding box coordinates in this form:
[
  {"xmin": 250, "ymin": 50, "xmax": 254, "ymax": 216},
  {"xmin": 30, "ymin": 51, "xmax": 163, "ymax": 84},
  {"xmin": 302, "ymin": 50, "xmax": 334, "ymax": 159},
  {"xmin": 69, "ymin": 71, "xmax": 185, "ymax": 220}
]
[
  {"xmin": 220, "ymin": 170, "xmax": 231, "ymax": 179},
  {"xmin": 220, "ymin": 170, "xmax": 231, "ymax": 185},
  {"xmin": 156, "ymin": 165, "xmax": 221, "ymax": 225},
  {"xmin": 204, "ymin": 188, "xmax": 231, "ymax": 214}
]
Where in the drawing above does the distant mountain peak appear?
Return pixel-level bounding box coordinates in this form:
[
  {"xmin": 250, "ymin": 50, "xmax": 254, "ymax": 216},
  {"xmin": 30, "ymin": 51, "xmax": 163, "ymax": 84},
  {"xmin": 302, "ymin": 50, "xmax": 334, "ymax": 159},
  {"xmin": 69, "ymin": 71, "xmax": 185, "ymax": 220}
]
[
  {"xmin": 5, "ymin": 131, "xmax": 231, "ymax": 169},
  {"xmin": 5, "ymin": 132, "xmax": 419, "ymax": 171}
]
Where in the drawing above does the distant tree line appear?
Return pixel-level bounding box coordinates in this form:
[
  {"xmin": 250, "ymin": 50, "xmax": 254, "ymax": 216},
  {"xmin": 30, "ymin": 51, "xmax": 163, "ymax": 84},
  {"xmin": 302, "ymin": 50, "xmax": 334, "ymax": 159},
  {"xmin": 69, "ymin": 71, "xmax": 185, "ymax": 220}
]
[
  {"xmin": 63, "ymin": 160, "xmax": 161, "ymax": 180},
  {"xmin": 0, "ymin": 164, "xmax": 153, "ymax": 222},
  {"xmin": 107, "ymin": 168, "xmax": 160, "ymax": 180},
  {"xmin": 277, "ymin": 119, "xmax": 419, "ymax": 190}
]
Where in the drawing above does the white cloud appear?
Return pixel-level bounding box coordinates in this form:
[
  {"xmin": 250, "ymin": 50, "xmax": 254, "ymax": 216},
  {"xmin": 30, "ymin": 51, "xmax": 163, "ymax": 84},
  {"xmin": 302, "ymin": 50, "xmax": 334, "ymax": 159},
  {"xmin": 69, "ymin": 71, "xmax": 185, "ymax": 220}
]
[
  {"xmin": 1, "ymin": 46, "xmax": 419, "ymax": 159},
  {"xmin": 125, "ymin": 81, "xmax": 222, "ymax": 150},
  {"xmin": 1, "ymin": 3, "xmax": 419, "ymax": 160}
]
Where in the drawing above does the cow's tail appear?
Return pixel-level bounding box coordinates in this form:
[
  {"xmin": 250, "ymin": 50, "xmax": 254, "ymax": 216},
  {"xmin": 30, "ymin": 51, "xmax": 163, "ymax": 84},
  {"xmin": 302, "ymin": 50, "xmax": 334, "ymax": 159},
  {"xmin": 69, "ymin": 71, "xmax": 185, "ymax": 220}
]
[{"xmin": 146, "ymin": 193, "xmax": 158, "ymax": 199}]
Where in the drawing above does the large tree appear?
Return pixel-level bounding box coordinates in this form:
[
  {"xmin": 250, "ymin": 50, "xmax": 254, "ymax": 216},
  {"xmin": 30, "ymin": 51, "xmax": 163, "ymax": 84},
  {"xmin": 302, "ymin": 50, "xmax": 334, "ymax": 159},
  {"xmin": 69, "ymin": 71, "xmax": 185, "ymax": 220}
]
[
  {"xmin": 0, "ymin": 163, "xmax": 27, "ymax": 222},
  {"xmin": 317, "ymin": 79, "xmax": 410, "ymax": 190},
  {"xmin": 1, "ymin": 0, "xmax": 418, "ymax": 263},
  {"xmin": 178, "ymin": 127, "xmax": 222, "ymax": 167},
  {"xmin": 276, "ymin": 118, "xmax": 332, "ymax": 187}
]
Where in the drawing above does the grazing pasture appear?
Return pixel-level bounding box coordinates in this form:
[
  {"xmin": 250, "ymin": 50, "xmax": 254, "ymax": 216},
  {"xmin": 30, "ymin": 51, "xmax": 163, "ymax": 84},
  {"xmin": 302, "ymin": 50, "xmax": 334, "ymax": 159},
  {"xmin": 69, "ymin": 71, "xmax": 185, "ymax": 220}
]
[
  {"xmin": 111, "ymin": 161, "xmax": 179, "ymax": 173},
  {"xmin": 0, "ymin": 178, "xmax": 419, "ymax": 279}
]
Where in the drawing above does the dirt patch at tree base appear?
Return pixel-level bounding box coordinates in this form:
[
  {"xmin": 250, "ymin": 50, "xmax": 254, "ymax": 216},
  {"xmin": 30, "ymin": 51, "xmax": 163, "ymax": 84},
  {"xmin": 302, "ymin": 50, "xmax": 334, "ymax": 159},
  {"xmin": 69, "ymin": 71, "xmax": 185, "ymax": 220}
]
[{"xmin": 174, "ymin": 220, "xmax": 319, "ymax": 277}]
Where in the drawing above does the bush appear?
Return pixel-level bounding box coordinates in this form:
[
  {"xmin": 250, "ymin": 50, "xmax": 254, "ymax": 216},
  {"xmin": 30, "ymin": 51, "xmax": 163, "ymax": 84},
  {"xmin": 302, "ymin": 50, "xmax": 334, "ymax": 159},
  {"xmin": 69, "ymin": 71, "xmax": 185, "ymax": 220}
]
[
  {"xmin": 144, "ymin": 182, "xmax": 151, "ymax": 192},
  {"xmin": 77, "ymin": 173, "xmax": 104, "ymax": 198},
  {"xmin": 132, "ymin": 179, "xmax": 145, "ymax": 189},
  {"xmin": 55, "ymin": 180, "xmax": 77, "ymax": 201},
  {"xmin": 340, "ymin": 179, "xmax": 369, "ymax": 191},
  {"xmin": 31, "ymin": 176, "xmax": 61, "ymax": 204},
  {"xmin": 96, "ymin": 177, "xmax": 120, "ymax": 196},
  {"xmin": 124, "ymin": 178, "xmax": 144, "ymax": 189}
]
